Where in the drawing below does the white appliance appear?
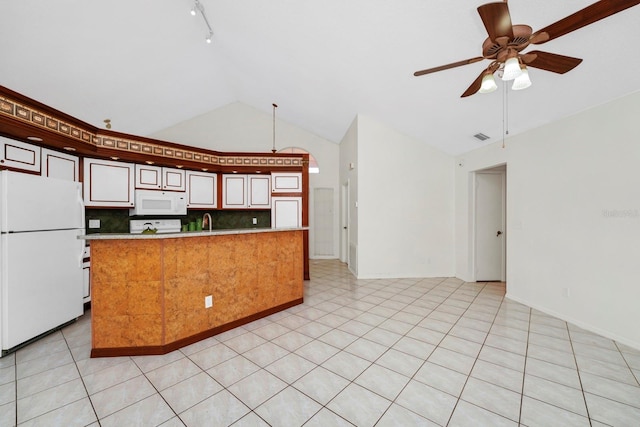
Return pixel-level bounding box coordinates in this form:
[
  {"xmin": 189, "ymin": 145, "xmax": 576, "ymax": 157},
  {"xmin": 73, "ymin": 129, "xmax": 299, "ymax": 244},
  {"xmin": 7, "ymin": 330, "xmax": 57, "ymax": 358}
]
[
  {"xmin": 129, "ymin": 219, "xmax": 182, "ymax": 234},
  {"xmin": 130, "ymin": 190, "xmax": 187, "ymax": 216},
  {"xmin": 0, "ymin": 171, "xmax": 85, "ymax": 356}
]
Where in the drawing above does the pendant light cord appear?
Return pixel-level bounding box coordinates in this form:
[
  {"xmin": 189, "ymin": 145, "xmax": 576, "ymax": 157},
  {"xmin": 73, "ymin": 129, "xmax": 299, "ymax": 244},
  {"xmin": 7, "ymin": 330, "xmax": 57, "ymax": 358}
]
[{"xmin": 272, "ymin": 103, "xmax": 278, "ymax": 153}]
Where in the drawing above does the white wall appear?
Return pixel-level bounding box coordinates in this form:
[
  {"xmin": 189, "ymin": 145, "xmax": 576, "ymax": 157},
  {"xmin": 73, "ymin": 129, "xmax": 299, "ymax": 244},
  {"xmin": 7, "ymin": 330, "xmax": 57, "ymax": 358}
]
[
  {"xmin": 455, "ymin": 91, "xmax": 640, "ymax": 349},
  {"xmin": 353, "ymin": 115, "xmax": 455, "ymax": 279},
  {"xmin": 151, "ymin": 102, "xmax": 341, "ymax": 259}
]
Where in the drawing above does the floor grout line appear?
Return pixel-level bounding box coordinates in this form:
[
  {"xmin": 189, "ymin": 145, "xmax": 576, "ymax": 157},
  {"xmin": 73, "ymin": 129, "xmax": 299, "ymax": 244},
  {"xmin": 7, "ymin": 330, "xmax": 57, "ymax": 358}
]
[{"xmin": 5, "ymin": 261, "xmax": 640, "ymax": 426}]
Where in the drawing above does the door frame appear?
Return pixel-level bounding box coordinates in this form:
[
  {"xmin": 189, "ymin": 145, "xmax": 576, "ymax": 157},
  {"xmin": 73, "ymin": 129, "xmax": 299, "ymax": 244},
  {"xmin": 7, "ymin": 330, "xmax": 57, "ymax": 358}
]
[
  {"xmin": 471, "ymin": 165, "xmax": 507, "ymax": 282},
  {"xmin": 340, "ymin": 180, "xmax": 349, "ymax": 264}
]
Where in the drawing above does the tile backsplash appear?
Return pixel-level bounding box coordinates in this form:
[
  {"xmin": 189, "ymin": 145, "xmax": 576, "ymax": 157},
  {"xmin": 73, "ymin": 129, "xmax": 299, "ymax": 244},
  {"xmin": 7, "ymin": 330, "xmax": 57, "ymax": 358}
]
[{"xmin": 85, "ymin": 209, "xmax": 271, "ymax": 234}]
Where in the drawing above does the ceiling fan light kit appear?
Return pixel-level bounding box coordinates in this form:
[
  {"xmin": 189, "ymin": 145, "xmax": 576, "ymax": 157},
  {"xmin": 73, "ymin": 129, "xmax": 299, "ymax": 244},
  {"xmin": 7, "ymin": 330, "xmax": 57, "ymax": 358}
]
[
  {"xmin": 501, "ymin": 56, "xmax": 522, "ymax": 81},
  {"xmin": 479, "ymin": 73, "xmax": 498, "ymax": 93},
  {"xmin": 511, "ymin": 65, "xmax": 532, "ymax": 90},
  {"xmin": 413, "ymin": 0, "xmax": 640, "ymax": 97}
]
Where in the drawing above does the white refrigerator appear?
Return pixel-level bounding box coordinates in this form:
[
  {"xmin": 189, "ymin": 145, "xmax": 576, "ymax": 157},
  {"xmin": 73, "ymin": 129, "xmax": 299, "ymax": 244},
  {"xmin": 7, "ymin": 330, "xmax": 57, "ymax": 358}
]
[{"xmin": 0, "ymin": 171, "xmax": 85, "ymax": 355}]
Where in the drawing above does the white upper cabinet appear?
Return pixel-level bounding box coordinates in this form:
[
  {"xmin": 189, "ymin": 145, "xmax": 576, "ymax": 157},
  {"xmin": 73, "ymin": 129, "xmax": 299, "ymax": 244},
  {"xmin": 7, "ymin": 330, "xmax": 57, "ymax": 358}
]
[
  {"xmin": 163, "ymin": 168, "xmax": 186, "ymax": 191},
  {"xmin": 41, "ymin": 148, "xmax": 79, "ymax": 181},
  {"xmin": 248, "ymin": 175, "xmax": 271, "ymax": 208},
  {"xmin": 135, "ymin": 164, "xmax": 185, "ymax": 191},
  {"xmin": 271, "ymin": 172, "xmax": 302, "ymax": 193},
  {"xmin": 186, "ymin": 171, "xmax": 217, "ymax": 209},
  {"xmin": 222, "ymin": 174, "xmax": 271, "ymax": 209},
  {"xmin": 135, "ymin": 164, "xmax": 161, "ymax": 189},
  {"xmin": 0, "ymin": 136, "xmax": 41, "ymax": 173},
  {"xmin": 271, "ymin": 196, "xmax": 302, "ymax": 228},
  {"xmin": 222, "ymin": 174, "xmax": 246, "ymax": 209},
  {"xmin": 83, "ymin": 158, "xmax": 135, "ymax": 207}
]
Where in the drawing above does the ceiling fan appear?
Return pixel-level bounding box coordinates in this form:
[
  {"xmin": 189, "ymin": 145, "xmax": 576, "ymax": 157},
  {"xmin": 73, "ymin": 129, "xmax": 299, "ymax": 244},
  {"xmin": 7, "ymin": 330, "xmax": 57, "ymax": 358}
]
[{"xmin": 413, "ymin": 0, "xmax": 640, "ymax": 97}]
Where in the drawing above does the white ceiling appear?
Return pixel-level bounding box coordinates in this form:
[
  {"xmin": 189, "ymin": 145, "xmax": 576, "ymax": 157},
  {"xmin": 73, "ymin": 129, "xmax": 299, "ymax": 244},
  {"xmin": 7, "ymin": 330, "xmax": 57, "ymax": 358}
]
[{"xmin": 1, "ymin": 0, "xmax": 639, "ymax": 155}]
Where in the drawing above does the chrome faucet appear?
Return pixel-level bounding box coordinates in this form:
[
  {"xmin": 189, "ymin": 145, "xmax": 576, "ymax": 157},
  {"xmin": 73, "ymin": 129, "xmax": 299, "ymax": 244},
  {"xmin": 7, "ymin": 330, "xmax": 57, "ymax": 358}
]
[{"xmin": 202, "ymin": 213, "xmax": 212, "ymax": 232}]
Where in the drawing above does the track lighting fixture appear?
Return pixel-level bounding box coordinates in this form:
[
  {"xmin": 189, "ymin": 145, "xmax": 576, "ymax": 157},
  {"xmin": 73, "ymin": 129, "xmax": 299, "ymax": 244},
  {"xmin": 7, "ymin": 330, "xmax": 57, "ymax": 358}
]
[{"xmin": 190, "ymin": 0, "xmax": 214, "ymax": 44}]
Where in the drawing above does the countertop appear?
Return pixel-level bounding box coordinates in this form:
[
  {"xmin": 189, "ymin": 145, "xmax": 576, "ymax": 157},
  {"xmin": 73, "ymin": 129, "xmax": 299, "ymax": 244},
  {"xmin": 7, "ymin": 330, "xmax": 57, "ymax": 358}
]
[{"xmin": 79, "ymin": 227, "xmax": 308, "ymax": 240}]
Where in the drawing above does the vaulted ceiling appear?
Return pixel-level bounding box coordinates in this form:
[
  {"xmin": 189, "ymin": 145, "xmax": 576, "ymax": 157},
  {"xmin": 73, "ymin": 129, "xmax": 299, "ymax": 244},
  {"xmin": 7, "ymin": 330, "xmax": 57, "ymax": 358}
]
[{"xmin": 1, "ymin": 1, "xmax": 639, "ymax": 155}]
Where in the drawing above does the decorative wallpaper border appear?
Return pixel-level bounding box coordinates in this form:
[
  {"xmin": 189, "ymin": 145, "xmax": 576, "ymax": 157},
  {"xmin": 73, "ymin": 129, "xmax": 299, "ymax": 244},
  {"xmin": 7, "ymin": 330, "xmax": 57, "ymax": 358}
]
[
  {"xmin": 1, "ymin": 96, "xmax": 94, "ymax": 144},
  {"xmin": 0, "ymin": 95, "xmax": 303, "ymax": 168}
]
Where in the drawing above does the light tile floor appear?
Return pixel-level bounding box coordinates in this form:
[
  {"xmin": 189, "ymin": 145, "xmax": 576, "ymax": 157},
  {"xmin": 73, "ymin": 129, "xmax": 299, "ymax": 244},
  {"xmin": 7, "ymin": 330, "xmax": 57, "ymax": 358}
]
[{"xmin": 1, "ymin": 259, "xmax": 639, "ymax": 426}]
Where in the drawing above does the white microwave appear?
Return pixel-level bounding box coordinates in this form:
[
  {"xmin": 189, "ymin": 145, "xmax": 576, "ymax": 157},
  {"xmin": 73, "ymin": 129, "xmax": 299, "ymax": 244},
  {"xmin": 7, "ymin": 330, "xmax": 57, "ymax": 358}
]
[{"xmin": 130, "ymin": 190, "xmax": 187, "ymax": 216}]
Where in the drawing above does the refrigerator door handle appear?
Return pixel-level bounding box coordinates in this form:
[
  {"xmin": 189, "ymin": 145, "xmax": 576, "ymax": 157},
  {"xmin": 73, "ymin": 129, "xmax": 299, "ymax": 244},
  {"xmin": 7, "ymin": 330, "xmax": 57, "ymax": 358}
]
[
  {"xmin": 78, "ymin": 236, "xmax": 85, "ymax": 268},
  {"xmin": 77, "ymin": 184, "xmax": 85, "ymax": 226},
  {"xmin": 77, "ymin": 185, "xmax": 86, "ymax": 268}
]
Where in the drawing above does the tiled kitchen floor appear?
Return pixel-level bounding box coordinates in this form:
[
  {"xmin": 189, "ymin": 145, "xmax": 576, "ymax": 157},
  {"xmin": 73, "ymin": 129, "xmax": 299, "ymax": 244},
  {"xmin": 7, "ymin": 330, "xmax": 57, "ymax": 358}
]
[{"xmin": 1, "ymin": 260, "xmax": 639, "ymax": 426}]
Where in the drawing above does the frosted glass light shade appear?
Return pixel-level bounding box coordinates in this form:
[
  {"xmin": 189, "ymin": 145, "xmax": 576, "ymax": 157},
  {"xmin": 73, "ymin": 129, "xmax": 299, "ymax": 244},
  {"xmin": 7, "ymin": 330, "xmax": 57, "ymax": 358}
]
[
  {"xmin": 502, "ymin": 57, "xmax": 522, "ymax": 81},
  {"xmin": 512, "ymin": 67, "xmax": 532, "ymax": 90},
  {"xmin": 479, "ymin": 73, "xmax": 498, "ymax": 93}
]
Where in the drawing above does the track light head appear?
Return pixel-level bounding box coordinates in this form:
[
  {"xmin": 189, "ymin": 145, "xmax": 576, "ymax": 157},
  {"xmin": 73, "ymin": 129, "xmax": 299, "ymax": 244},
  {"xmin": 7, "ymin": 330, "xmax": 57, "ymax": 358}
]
[{"xmin": 191, "ymin": 0, "xmax": 214, "ymax": 44}]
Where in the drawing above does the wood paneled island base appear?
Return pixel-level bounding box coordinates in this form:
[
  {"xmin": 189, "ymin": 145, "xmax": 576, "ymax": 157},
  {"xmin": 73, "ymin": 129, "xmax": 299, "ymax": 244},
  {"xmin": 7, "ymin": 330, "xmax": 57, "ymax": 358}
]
[{"xmin": 86, "ymin": 229, "xmax": 304, "ymax": 357}]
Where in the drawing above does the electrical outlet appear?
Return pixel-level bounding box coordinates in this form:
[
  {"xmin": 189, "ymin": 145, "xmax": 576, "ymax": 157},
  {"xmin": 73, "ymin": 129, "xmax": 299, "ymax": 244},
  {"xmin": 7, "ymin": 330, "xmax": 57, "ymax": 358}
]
[
  {"xmin": 205, "ymin": 295, "xmax": 213, "ymax": 308},
  {"xmin": 252, "ymin": 217, "xmax": 257, "ymax": 225},
  {"xmin": 88, "ymin": 219, "xmax": 100, "ymax": 229}
]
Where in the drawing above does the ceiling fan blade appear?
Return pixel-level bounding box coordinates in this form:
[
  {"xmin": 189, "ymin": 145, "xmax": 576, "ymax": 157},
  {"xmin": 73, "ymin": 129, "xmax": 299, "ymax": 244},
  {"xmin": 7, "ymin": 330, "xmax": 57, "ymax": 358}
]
[
  {"xmin": 529, "ymin": 31, "xmax": 549, "ymax": 44},
  {"xmin": 524, "ymin": 51, "xmax": 583, "ymax": 74},
  {"xmin": 414, "ymin": 57, "xmax": 484, "ymax": 76},
  {"xmin": 461, "ymin": 70, "xmax": 487, "ymax": 98},
  {"xmin": 477, "ymin": 2, "xmax": 514, "ymax": 41},
  {"xmin": 531, "ymin": 0, "xmax": 640, "ymax": 44}
]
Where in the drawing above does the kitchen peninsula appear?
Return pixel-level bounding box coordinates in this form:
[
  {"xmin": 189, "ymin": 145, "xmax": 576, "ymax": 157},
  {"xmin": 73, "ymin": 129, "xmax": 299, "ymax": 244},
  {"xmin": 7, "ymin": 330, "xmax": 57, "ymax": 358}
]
[{"xmin": 82, "ymin": 227, "xmax": 305, "ymax": 357}]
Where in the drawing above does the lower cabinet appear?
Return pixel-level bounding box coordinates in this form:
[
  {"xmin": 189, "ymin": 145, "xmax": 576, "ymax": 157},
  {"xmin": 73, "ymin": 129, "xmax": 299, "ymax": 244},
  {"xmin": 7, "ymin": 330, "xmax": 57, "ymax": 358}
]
[{"xmin": 271, "ymin": 197, "xmax": 302, "ymax": 228}]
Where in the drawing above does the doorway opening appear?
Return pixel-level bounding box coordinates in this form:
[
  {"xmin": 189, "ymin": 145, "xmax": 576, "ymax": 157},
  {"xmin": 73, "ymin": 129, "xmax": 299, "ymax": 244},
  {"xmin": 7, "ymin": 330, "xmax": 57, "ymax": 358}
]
[
  {"xmin": 277, "ymin": 147, "xmax": 319, "ymax": 173},
  {"xmin": 472, "ymin": 165, "xmax": 506, "ymax": 282}
]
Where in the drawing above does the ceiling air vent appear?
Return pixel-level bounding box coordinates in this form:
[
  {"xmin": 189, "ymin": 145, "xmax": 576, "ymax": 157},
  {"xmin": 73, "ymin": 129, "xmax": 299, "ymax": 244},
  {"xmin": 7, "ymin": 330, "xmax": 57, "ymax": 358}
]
[{"xmin": 473, "ymin": 133, "xmax": 490, "ymax": 141}]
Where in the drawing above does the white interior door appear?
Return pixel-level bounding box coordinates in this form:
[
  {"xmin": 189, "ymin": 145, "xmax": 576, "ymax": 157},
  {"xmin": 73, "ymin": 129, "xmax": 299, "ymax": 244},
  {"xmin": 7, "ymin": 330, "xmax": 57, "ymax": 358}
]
[
  {"xmin": 340, "ymin": 182, "xmax": 349, "ymax": 264},
  {"xmin": 475, "ymin": 171, "xmax": 505, "ymax": 281},
  {"xmin": 313, "ymin": 188, "xmax": 334, "ymax": 257}
]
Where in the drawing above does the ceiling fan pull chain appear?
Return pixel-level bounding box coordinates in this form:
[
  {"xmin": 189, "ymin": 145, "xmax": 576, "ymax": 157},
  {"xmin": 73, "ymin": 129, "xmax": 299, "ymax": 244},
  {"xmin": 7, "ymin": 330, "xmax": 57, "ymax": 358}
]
[
  {"xmin": 502, "ymin": 81, "xmax": 509, "ymax": 149},
  {"xmin": 506, "ymin": 83, "xmax": 509, "ymax": 137}
]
